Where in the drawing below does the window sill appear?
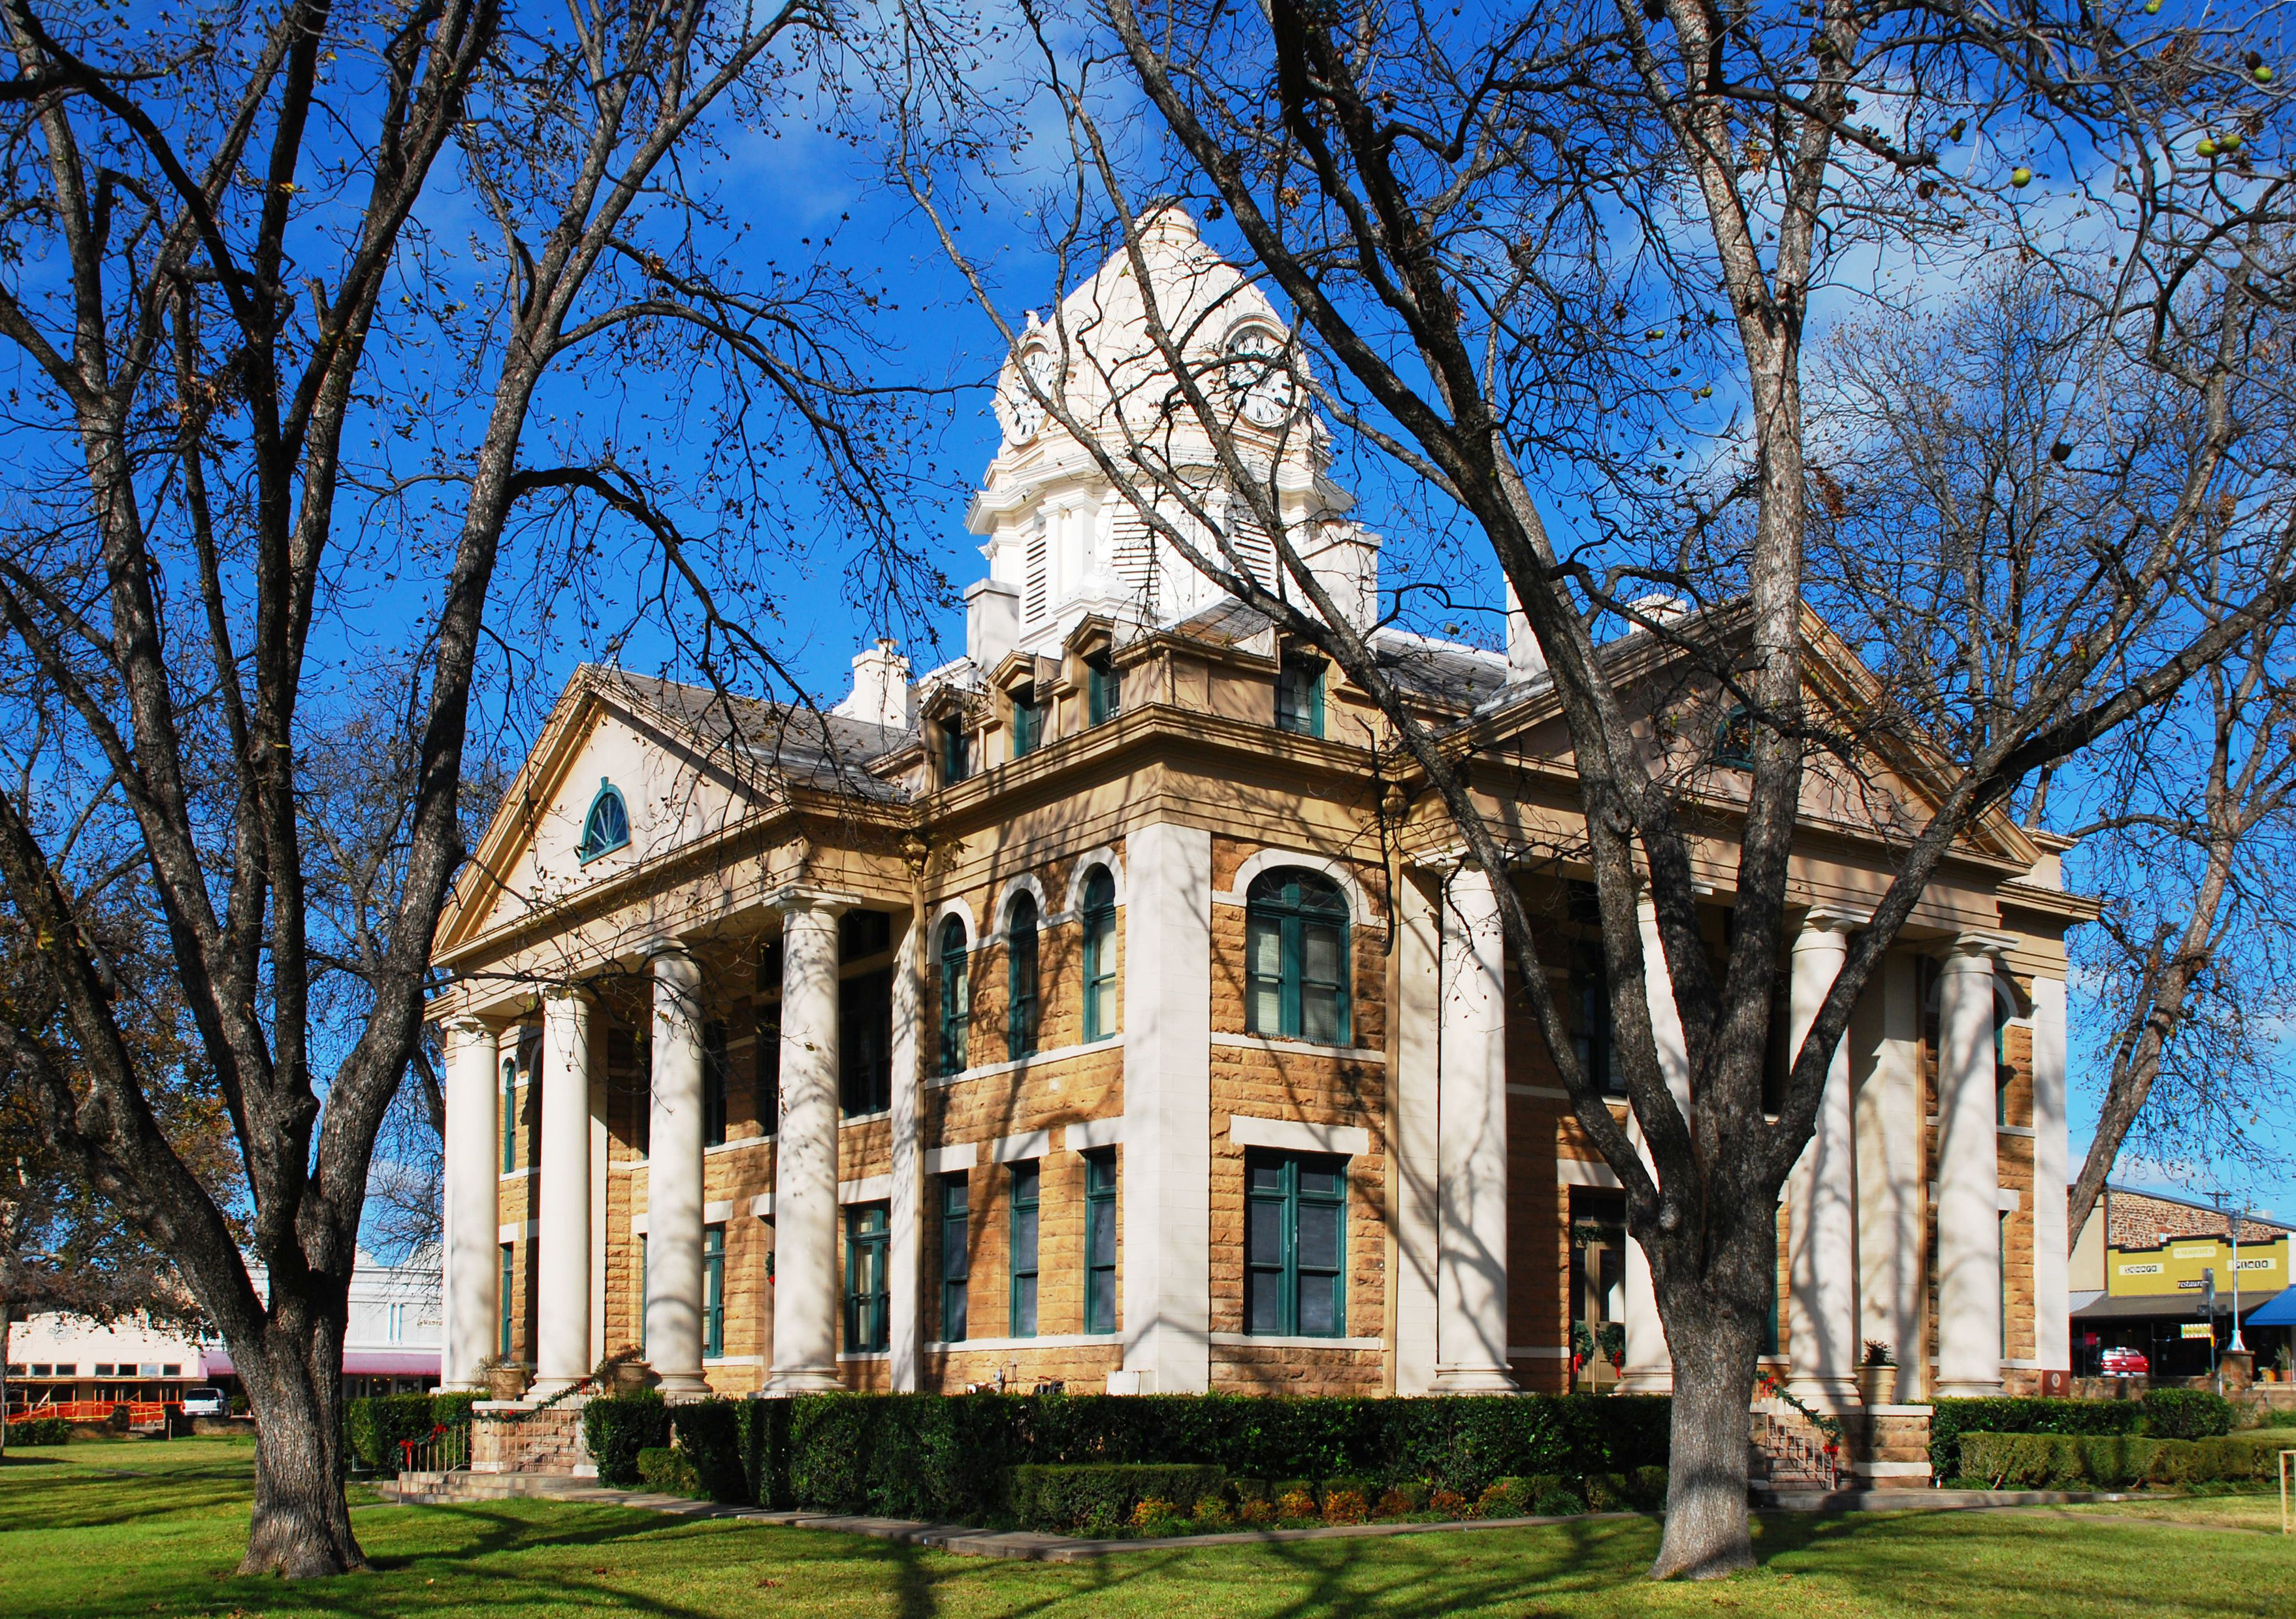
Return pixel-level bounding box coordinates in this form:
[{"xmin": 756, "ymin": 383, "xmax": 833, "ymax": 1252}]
[
  {"xmin": 835, "ymin": 1350, "xmax": 891, "ymax": 1362},
  {"xmin": 706, "ymin": 1136, "xmax": 773, "ymax": 1154},
  {"xmin": 1212, "ymin": 1032, "xmax": 1383, "ymax": 1064},
  {"xmin": 925, "ymin": 1333, "xmax": 1122, "ymax": 1353},
  {"xmin": 702, "ymin": 1355, "xmax": 763, "ymax": 1367},
  {"xmin": 498, "ymin": 1166, "xmax": 540, "ymax": 1182},
  {"xmin": 1210, "ymin": 1333, "xmax": 1383, "ymax": 1350},
  {"xmin": 928, "ymin": 1036, "xmax": 1125, "ymax": 1088},
  {"xmin": 839, "ymin": 1110, "xmax": 891, "ymax": 1128}
]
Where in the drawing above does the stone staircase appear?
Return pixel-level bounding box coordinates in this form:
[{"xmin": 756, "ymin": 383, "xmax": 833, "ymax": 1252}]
[{"xmin": 1748, "ymin": 1408, "xmax": 1840, "ymax": 1494}]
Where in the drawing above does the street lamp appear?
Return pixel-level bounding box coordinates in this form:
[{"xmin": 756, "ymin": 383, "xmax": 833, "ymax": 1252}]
[{"xmin": 2231, "ymin": 1209, "xmax": 2249, "ymax": 1354}]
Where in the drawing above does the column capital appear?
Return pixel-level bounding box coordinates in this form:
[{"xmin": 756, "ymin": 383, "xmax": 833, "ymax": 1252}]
[
  {"xmin": 1943, "ymin": 929, "xmax": 2017, "ymax": 964},
  {"xmin": 1798, "ymin": 902, "xmax": 1874, "ymax": 937},
  {"xmin": 444, "ymin": 1012, "xmax": 494, "ymax": 1039},
  {"xmin": 646, "ymin": 941, "xmax": 703, "ymax": 985},
  {"xmin": 766, "ymin": 883, "xmax": 865, "ymax": 919}
]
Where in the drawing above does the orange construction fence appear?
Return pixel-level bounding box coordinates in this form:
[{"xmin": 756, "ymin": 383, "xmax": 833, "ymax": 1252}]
[{"xmin": 6, "ymin": 1399, "xmax": 179, "ymax": 1425}]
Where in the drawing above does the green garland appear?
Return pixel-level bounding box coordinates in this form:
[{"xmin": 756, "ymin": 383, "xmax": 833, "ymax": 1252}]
[{"xmin": 1755, "ymin": 1369, "xmax": 1844, "ymax": 1452}]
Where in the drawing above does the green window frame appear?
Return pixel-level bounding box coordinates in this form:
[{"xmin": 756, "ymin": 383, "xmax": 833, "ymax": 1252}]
[
  {"xmin": 1573, "ymin": 953, "xmax": 1623, "ymax": 1098},
  {"xmin": 577, "ymin": 778, "xmax": 631, "ymax": 862},
  {"xmin": 1081, "ymin": 869, "xmax": 1118, "ymax": 1041},
  {"xmin": 501, "ymin": 1058, "xmax": 518, "ymax": 1174},
  {"xmin": 1275, "ymin": 653, "xmax": 1325, "ymax": 737},
  {"xmin": 1245, "ymin": 869, "xmax": 1351, "ymax": 1045},
  {"xmin": 1011, "ymin": 689, "xmax": 1046, "ymax": 758},
  {"xmin": 499, "ymin": 1243, "xmax": 515, "ymax": 1359},
  {"xmin": 1763, "ymin": 1203, "xmax": 1781, "ymax": 1356},
  {"xmin": 1007, "ymin": 894, "xmax": 1040, "ymax": 1062},
  {"xmin": 847, "ymin": 1203, "xmax": 890, "ymax": 1353},
  {"xmin": 941, "ymin": 1174, "xmax": 970, "ymax": 1341},
  {"xmin": 1009, "ymin": 1162, "xmax": 1040, "ymax": 1337},
  {"xmin": 2000, "ymin": 1211, "xmax": 2011, "ymax": 1359},
  {"xmin": 1086, "ymin": 653, "xmax": 1120, "ymax": 727},
  {"xmin": 941, "ymin": 720, "xmax": 973, "ymax": 786},
  {"xmin": 1085, "ymin": 1151, "xmax": 1118, "ymax": 1334},
  {"xmin": 1995, "ymin": 1019, "xmax": 2012, "ymax": 1125},
  {"xmin": 938, "ymin": 917, "xmax": 969, "ymax": 1077},
  {"xmin": 703, "ymin": 1022, "xmax": 728, "ymax": 1149},
  {"xmin": 840, "ymin": 968, "xmax": 894, "ymax": 1116},
  {"xmin": 1243, "ymin": 1151, "xmax": 1346, "ymax": 1337},
  {"xmin": 703, "ymin": 1224, "xmax": 725, "ymax": 1358},
  {"xmin": 1713, "ymin": 704, "xmax": 1755, "ymax": 769}
]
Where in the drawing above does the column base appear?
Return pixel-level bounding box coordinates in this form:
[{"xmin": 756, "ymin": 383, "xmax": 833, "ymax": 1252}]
[
  {"xmin": 1783, "ymin": 1374, "xmax": 1862, "ymax": 1414},
  {"xmin": 1932, "ymin": 1377, "xmax": 2004, "ymax": 1399},
  {"xmin": 1616, "ymin": 1369, "xmax": 1675, "ymax": 1394},
  {"xmin": 528, "ymin": 1377, "xmax": 587, "ymax": 1399},
  {"xmin": 1429, "ymin": 1362, "xmax": 1519, "ymax": 1394},
  {"xmin": 654, "ymin": 1372, "xmax": 713, "ymax": 1398},
  {"xmin": 438, "ymin": 1379, "xmax": 483, "ymax": 1394},
  {"xmin": 761, "ymin": 1367, "xmax": 847, "ymax": 1395}
]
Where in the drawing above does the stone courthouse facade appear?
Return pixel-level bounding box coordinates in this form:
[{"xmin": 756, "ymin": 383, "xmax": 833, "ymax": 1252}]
[{"xmin": 428, "ymin": 214, "xmax": 2090, "ymax": 1426}]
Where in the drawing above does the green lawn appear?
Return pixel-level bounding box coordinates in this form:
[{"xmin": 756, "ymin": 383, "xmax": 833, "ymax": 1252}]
[{"xmin": 5, "ymin": 1434, "xmax": 2293, "ymax": 1618}]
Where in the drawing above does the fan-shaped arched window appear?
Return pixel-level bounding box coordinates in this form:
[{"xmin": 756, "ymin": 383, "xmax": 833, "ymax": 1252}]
[
  {"xmin": 577, "ymin": 779, "xmax": 631, "ymax": 863},
  {"xmin": 1007, "ymin": 893, "xmax": 1040, "ymax": 1062},
  {"xmin": 1081, "ymin": 869, "xmax": 1118, "ymax": 1041},
  {"xmin": 1246, "ymin": 868, "xmax": 1351, "ymax": 1044},
  {"xmin": 938, "ymin": 916, "xmax": 969, "ymax": 1077}
]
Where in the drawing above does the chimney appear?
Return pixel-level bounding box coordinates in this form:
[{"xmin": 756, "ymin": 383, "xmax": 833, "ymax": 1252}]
[
  {"xmin": 965, "ymin": 578, "xmax": 1020, "ymax": 668},
  {"xmin": 1504, "ymin": 581, "xmax": 1546, "ymax": 684},
  {"xmin": 833, "ymin": 639, "xmax": 912, "ymax": 732}
]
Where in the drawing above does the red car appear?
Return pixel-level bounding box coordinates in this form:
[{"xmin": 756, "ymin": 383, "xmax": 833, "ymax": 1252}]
[{"xmin": 2101, "ymin": 1346, "xmax": 2150, "ymax": 1377}]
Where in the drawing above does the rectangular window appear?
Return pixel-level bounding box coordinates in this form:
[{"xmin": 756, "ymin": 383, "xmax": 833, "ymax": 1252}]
[
  {"xmin": 1007, "ymin": 916, "xmax": 1039, "ymax": 1063},
  {"xmin": 633, "ymin": 1032, "xmax": 653, "ymax": 1158},
  {"xmin": 941, "ymin": 1175, "xmax": 970, "ymax": 1342},
  {"xmin": 1275, "ymin": 653, "xmax": 1325, "ymax": 737},
  {"xmin": 840, "ymin": 909, "xmax": 892, "ymax": 962},
  {"xmin": 939, "ymin": 940, "xmax": 969, "ymax": 1077},
  {"xmin": 95, "ymin": 1363, "xmax": 114, "ymax": 1377},
  {"xmin": 1763, "ymin": 1204, "xmax": 1781, "ymax": 1355},
  {"xmin": 1085, "ymin": 1152, "xmax": 1118, "ymax": 1334},
  {"xmin": 1243, "ymin": 1151, "xmax": 1346, "ymax": 1337},
  {"xmin": 1082, "ymin": 894, "xmax": 1118, "ymax": 1042},
  {"xmin": 502, "ymin": 1060, "xmax": 518, "ymax": 1174},
  {"xmin": 1011, "ymin": 689, "xmax": 1046, "ymax": 758},
  {"xmin": 2000, "ymin": 1211, "xmax": 2011, "ymax": 1360},
  {"xmin": 499, "ymin": 1243, "xmax": 515, "ymax": 1359},
  {"xmin": 703, "ymin": 1021, "xmax": 728, "ymax": 1149},
  {"xmin": 1573, "ymin": 954, "xmax": 1623, "ymax": 1098},
  {"xmin": 1086, "ymin": 652, "xmax": 1120, "ymax": 727},
  {"xmin": 942, "ymin": 721, "xmax": 973, "ymax": 785},
  {"xmin": 703, "ymin": 1223, "xmax": 726, "ymax": 1359},
  {"xmin": 638, "ymin": 1233, "xmax": 648, "ymax": 1354},
  {"xmin": 846, "ymin": 1203, "xmax": 891, "ymax": 1353},
  {"xmin": 1010, "ymin": 1162, "xmax": 1040, "ymax": 1337},
  {"xmin": 756, "ymin": 1000, "xmax": 781, "ymax": 1137},
  {"xmin": 840, "ymin": 968, "xmax": 894, "ymax": 1116}
]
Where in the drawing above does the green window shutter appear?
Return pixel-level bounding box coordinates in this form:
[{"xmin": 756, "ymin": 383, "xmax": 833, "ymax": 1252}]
[
  {"xmin": 845, "ymin": 1203, "xmax": 890, "ymax": 1353},
  {"xmin": 941, "ymin": 1175, "xmax": 970, "ymax": 1342},
  {"xmin": 1007, "ymin": 896, "xmax": 1040, "ymax": 1062},
  {"xmin": 703, "ymin": 1022, "xmax": 728, "ymax": 1149},
  {"xmin": 1243, "ymin": 1151, "xmax": 1347, "ymax": 1337},
  {"xmin": 702, "ymin": 1224, "xmax": 725, "ymax": 1358},
  {"xmin": 499, "ymin": 1244, "xmax": 514, "ymax": 1359},
  {"xmin": 1010, "ymin": 1162, "xmax": 1040, "ymax": 1337},
  {"xmin": 1085, "ymin": 1153, "xmax": 1118, "ymax": 1334},
  {"xmin": 501, "ymin": 1060, "xmax": 517, "ymax": 1174},
  {"xmin": 1087, "ymin": 655, "xmax": 1118, "ymax": 726},
  {"xmin": 939, "ymin": 917, "xmax": 969, "ymax": 1077},
  {"xmin": 1082, "ymin": 870, "xmax": 1118, "ymax": 1041},
  {"xmin": 638, "ymin": 1234, "xmax": 648, "ymax": 1355}
]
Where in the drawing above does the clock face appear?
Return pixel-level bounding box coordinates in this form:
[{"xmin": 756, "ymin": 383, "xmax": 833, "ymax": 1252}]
[
  {"xmin": 1228, "ymin": 327, "xmax": 1297, "ymax": 428},
  {"xmin": 1001, "ymin": 344, "xmax": 1059, "ymax": 443}
]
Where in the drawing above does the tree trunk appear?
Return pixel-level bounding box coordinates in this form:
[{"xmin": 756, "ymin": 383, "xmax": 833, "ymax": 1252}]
[
  {"xmin": 1648, "ymin": 1289, "xmax": 1762, "ymax": 1580},
  {"xmin": 236, "ymin": 1296, "xmax": 363, "ymax": 1576}
]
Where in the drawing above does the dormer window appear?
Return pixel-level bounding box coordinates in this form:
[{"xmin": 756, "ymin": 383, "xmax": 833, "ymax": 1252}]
[
  {"xmin": 577, "ymin": 779, "xmax": 630, "ymax": 863},
  {"xmin": 1086, "ymin": 653, "xmax": 1120, "ymax": 727},
  {"xmin": 1011, "ymin": 686, "xmax": 1048, "ymax": 759},
  {"xmin": 941, "ymin": 719, "xmax": 974, "ymax": 787},
  {"xmin": 1276, "ymin": 651, "xmax": 1325, "ymax": 738}
]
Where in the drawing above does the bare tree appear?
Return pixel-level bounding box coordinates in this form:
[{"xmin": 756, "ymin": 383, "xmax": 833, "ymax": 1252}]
[
  {"xmin": 1813, "ymin": 270, "xmax": 2296, "ymax": 1243},
  {"xmin": 892, "ymin": 0, "xmax": 2296, "ymax": 1577},
  {"xmin": 0, "ymin": 0, "xmax": 940, "ymax": 1574}
]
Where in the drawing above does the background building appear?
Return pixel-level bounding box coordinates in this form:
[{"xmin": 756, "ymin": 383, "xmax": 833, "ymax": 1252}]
[{"xmin": 2069, "ymin": 1185, "xmax": 2288, "ymax": 1379}]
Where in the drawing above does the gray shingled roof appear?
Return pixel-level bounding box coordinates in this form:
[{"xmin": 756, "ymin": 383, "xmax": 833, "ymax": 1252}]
[{"xmin": 600, "ymin": 668, "xmax": 911, "ymax": 803}]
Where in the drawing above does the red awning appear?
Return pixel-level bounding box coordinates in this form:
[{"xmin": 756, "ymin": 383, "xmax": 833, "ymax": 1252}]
[{"xmin": 199, "ymin": 1348, "xmax": 438, "ymax": 1379}]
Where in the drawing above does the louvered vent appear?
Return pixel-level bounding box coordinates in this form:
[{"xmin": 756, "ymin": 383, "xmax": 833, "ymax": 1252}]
[{"xmin": 1024, "ymin": 523, "xmax": 1048, "ymax": 623}]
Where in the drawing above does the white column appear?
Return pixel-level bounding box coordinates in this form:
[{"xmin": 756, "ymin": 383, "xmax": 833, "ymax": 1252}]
[
  {"xmin": 764, "ymin": 896, "xmax": 847, "ymax": 1393},
  {"xmin": 1118, "ymin": 823, "xmax": 1212, "ymax": 1394},
  {"xmin": 442, "ymin": 1016, "xmax": 500, "ymax": 1390},
  {"xmin": 1787, "ymin": 906, "xmax": 1865, "ymax": 1410},
  {"xmin": 645, "ymin": 947, "xmax": 710, "ymax": 1395},
  {"xmin": 1857, "ymin": 955, "xmax": 1926, "ymax": 1401},
  {"xmin": 2031, "ymin": 974, "xmax": 2069, "ymax": 1375},
  {"xmin": 1391, "ymin": 872, "xmax": 1444, "ymax": 1394},
  {"xmin": 1936, "ymin": 932, "xmax": 2011, "ymax": 1397},
  {"xmin": 1431, "ymin": 864, "xmax": 1516, "ymax": 1392},
  {"xmin": 1619, "ymin": 898, "xmax": 1692, "ymax": 1394},
  {"xmin": 533, "ymin": 987, "xmax": 594, "ymax": 1396},
  {"xmin": 888, "ymin": 909, "xmax": 924, "ymax": 1392}
]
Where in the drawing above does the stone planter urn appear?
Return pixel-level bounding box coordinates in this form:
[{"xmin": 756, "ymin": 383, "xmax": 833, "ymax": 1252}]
[
  {"xmin": 1857, "ymin": 1364, "xmax": 1895, "ymax": 1408},
  {"xmin": 607, "ymin": 1360, "xmax": 660, "ymax": 1396},
  {"xmin": 486, "ymin": 1362, "xmax": 534, "ymax": 1402}
]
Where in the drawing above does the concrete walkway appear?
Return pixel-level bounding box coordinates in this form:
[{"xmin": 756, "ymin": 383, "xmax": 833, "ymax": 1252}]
[{"xmin": 381, "ymin": 1472, "xmax": 2153, "ymax": 1563}]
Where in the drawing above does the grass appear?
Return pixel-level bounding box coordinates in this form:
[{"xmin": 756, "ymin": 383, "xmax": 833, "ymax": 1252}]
[{"xmin": 5, "ymin": 1434, "xmax": 2295, "ymax": 1618}]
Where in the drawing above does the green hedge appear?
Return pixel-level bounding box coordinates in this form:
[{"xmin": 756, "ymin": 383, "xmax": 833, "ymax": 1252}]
[
  {"xmin": 346, "ymin": 1394, "xmax": 476, "ymax": 1474},
  {"xmin": 5, "ymin": 1418, "xmax": 70, "ymax": 1447},
  {"xmin": 1008, "ymin": 1464, "xmax": 1227, "ymax": 1534},
  {"xmin": 638, "ymin": 1446, "xmax": 705, "ymax": 1497},
  {"xmin": 668, "ymin": 1399, "xmax": 751, "ymax": 1503},
  {"xmin": 582, "ymin": 1391, "xmax": 670, "ymax": 1487},
  {"xmin": 1930, "ymin": 1392, "xmax": 2234, "ymax": 1479},
  {"xmin": 1960, "ymin": 1430, "xmax": 2291, "ymax": 1489}
]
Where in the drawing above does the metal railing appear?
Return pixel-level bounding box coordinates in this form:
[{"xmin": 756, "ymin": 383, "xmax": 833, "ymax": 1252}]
[{"xmin": 398, "ymin": 1424, "xmax": 471, "ymax": 1475}]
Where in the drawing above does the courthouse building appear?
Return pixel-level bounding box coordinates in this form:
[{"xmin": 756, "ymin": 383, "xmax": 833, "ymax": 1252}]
[{"xmin": 427, "ymin": 212, "xmax": 2088, "ymax": 1419}]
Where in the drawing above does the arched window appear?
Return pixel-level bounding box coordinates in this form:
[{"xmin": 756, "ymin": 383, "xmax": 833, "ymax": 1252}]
[
  {"xmin": 1246, "ymin": 868, "xmax": 1351, "ymax": 1044},
  {"xmin": 1081, "ymin": 869, "xmax": 1118, "ymax": 1041},
  {"xmin": 577, "ymin": 779, "xmax": 631, "ymax": 862},
  {"xmin": 1007, "ymin": 893, "xmax": 1040, "ymax": 1062},
  {"xmin": 1712, "ymin": 705, "xmax": 1755, "ymax": 769},
  {"xmin": 938, "ymin": 916, "xmax": 969, "ymax": 1077}
]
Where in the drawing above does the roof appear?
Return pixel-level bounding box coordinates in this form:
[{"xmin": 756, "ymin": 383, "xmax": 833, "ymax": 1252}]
[
  {"xmin": 2071, "ymin": 1288, "xmax": 2284, "ymax": 1322},
  {"xmin": 604, "ymin": 670, "xmax": 909, "ymax": 804}
]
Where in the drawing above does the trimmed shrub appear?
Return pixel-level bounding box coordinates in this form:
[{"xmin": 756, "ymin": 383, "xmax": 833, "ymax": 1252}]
[
  {"xmin": 2141, "ymin": 1390, "xmax": 2234, "ymax": 1439},
  {"xmin": 1585, "ymin": 1468, "xmax": 1668, "ymax": 1511},
  {"xmin": 1322, "ymin": 1487, "xmax": 1369, "ymax": 1525},
  {"xmin": 1532, "ymin": 1482, "xmax": 1588, "ymax": 1516},
  {"xmin": 5, "ymin": 1418, "xmax": 69, "ymax": 1446},
  {"xmin": 637, "ymin": 1446, "xmax": 704, "ymax": 1497},
  {"xmin": 1956, "ymin": 1430, "xmax": 2292, "ymax": 1489},
  {"xmin": 1930, "ymin": 1398, "xmax": 2145, "ymax": 1479},
  {"xmin": 1008, "ymin": 1464, "xmax": 1227, "ymax": 1535},
  {"xmin": 735, "ymin": 1394, "xmax": 793, "ymax": 1508},
  {"xmin": 669, "ymin": 1399, "xmax": 750, "ymax": 1504},
  {"xmin": 430, "ymin": 1392, "xmax": 478, "ymax": 1431},
  {"xmin": 583, "ymin": 1390, "xmax": 670, "ymax": 1488},
  {"xmin": 346, "ymin": 1394, "xmax": 444, "ymax": 1473}
]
